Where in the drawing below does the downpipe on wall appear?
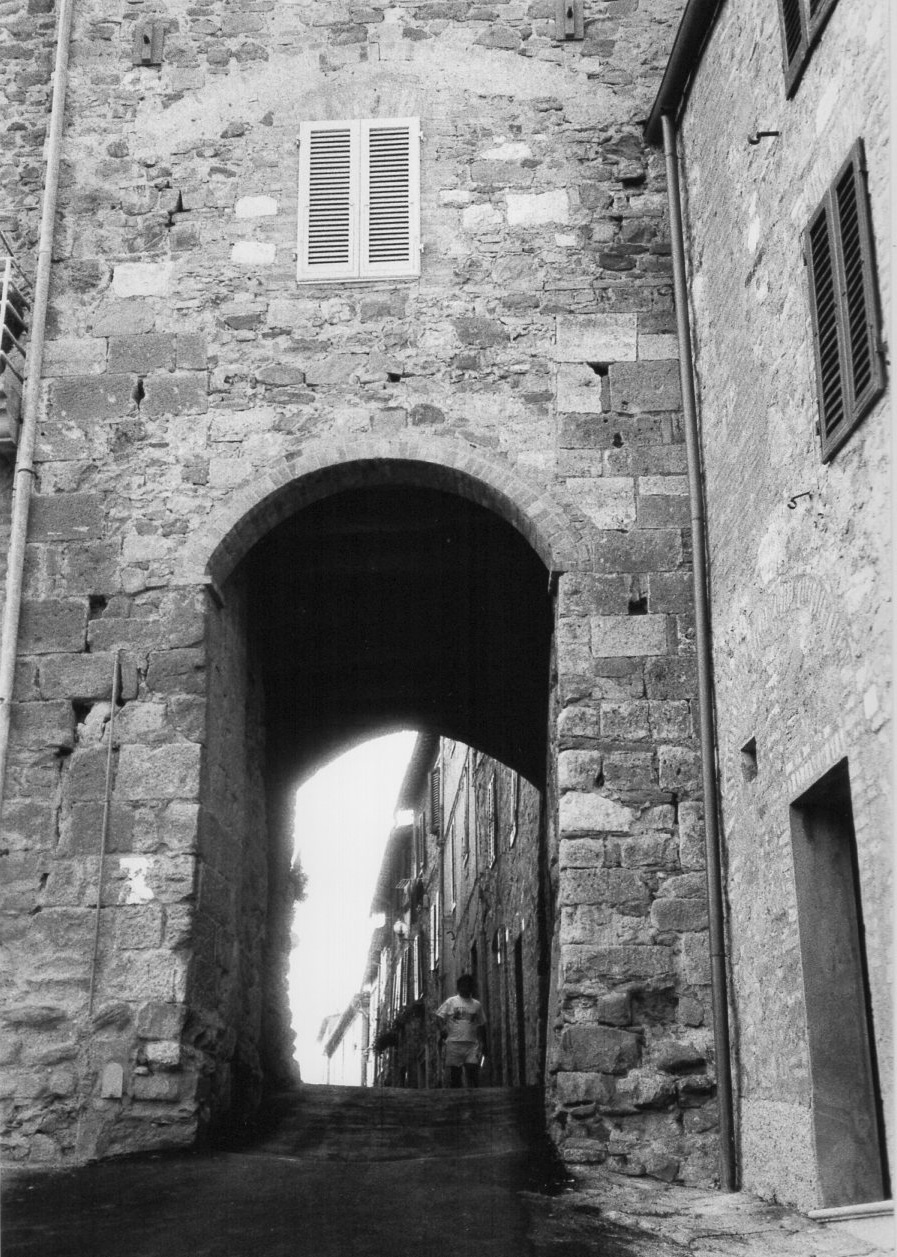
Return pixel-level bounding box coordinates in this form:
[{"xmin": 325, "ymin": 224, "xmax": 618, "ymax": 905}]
[
  {"xmin": 661, "ymin": 111, "xmax": 737, "ymax": 1192},
  {"xmin": 0, "ymin": 0, "xmax": 76, "ymax": 820}
]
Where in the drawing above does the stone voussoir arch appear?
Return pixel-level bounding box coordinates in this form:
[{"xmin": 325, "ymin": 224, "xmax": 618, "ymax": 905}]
[{"xmin": 176, "ymin": 433, "xmax": 603, "ymax": 587}]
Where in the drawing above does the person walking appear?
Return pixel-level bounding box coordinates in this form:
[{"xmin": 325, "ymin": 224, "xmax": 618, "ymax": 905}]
[{"xmin": 435, "ymin": 974, "xmax": 487, "ymax": 1088}]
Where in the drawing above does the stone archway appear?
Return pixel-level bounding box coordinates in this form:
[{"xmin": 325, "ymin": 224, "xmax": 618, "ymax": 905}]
[
  {"xmin": 177, "ymin": 433, "xmax": 601, "ymax": 587},
  {"xmin": 186, "ymin": 438, "xmax": 600, "ymax": 1137}
]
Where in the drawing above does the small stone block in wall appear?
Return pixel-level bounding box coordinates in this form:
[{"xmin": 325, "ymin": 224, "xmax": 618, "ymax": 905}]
[
  {"xmin": 557, "ymin": 364, "xmax": 605, "ymax": 414},
  {"xmin": 18, "ymin": 601, "xmax": 88, "ymax": 654},
  {"xmin": 108, "ymin": 334, "xmax": 176, "ymax": 375},
  {"xmin": 112, "ymin": 263, "xmax": 172, "ymax": 298},
  {"xmin": 117, "ymin": 744, "xmax": 202, "ymax": 801},
  {"xmin": 231, "ymin": 242, "xmax": 277, "ymax": 265},
  {"xmin": 140, "ymin": 374, "xmax": 208, "ymax": 418},
  {"xmin": 609, "ymin": 361, "xmax": 681, "ymax": 413},
  {"xmin": 42, "ymin": 338, "xmax": 107, "ymax": 377},
  {"xmin": 559, "ymin": 791, "xmax": 636, "ymax": 835},
  {"xmin": 506, "ymin": 189, "xmax": 569, "ymax": 227},
  {"xmin": 591, "ymin": 615, "xmax": 667, "ymax": 658},
  {"xmin": 136, "ymin": 1002, "xmax": 187, "ymax": 1040},
  {"xmin": 651, "ymin": 898, "xmax": 708, "ymax": 932},
  {"xmin": 49, "ymin": 376, "xmax": 136, "ymax": 425},
  {"xmin": 235, "ymin": 196, "xmax": 278, "ymax": 218},
  {"xmin": 555, "ymin": 314, "xmax": 637, "ymax": 364},
  {"xmin": 177, "ymin": 334, "xmax": 208, "ymax": 371},
  {"xmin": 557, "ymin": 1024, "xmax": 641, "ymax": 1074},
  {"xmin": 637, "ymin": 334, "xmax": 678, "ymax": 360},
  {"xmin": 131, "ymin": 1074, "xmax": 180, "ymax": 1102}
]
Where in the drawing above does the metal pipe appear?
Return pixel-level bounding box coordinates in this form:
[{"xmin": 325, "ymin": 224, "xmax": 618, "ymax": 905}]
[
  {"xmin": 0, "ymin": 0, "xmax": 77, "ymax": 822},
  {"xmin": 645, "ymin": 0, "xmax": 724, "ymax": 147},
  {"xmin": 87, "ymin": 653, "xmax": 121, "ymax": 1017},
  {"xmin": 661, "ymin": 110, "xmax": 737, "ymax": 1192}
]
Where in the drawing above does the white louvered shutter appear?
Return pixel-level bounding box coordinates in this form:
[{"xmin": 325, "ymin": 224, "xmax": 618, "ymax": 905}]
[
  {"xmin": 297, "ymin": 121, "xmax": 359, "ymax": 281},
  {"xmin": 360, "ymin": 119, "xmax": 420, "ymax": 279}
]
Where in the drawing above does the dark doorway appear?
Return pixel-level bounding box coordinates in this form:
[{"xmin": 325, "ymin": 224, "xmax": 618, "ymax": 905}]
[
  {"xmin": 514, "ymin": 934, "xmax": 526, "ymax": 1086},
  {"xmin": 790, "ymin": 759, "xmax": 890, "ymax": 1205}
]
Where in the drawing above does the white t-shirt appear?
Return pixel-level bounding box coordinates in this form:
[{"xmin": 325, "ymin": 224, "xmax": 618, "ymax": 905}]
[{"xmin": 436, "ymin": 994, "xmax": 485, "ymax": 1042}]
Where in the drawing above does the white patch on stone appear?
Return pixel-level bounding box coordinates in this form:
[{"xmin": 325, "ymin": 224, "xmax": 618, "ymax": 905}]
[
  {"xmin": 100, "ymin": 1062, "xmax": 124, "ymax": 1099},
  {"xmin": 231, "ymin": 241, "xmax": 277, "ymax": 265},
  {"xmin": 506, "ymin": 189, "xmax": 569, "ymax": 227},
  {"xmin": 462, "ymin": 202, "xmax": 502, "ymax": 231},
  {"xmin": 815, "ymin": 77, "xmax": 840, "ymax": 137},
  {"xmin": 756, "ymin": 520, "xmax": 787, "ymax": 582},
  {"xmin": 235, "ymin": 196, "xmax": 278, "ymax": 218},
  {"xmin": 439, "ymin": 189, "xmax": 472, "ymax": 206},
  {"xmin": 555, "ymin": 314, "xmax": 637, "ymax": 363},
  {"xmin": 560, "ymin": 791, "xmax": 636, "ymax": 835},
  {"xmin": 554, "ymin": 233, "xmax": 577, "ymax": 247},
  {"xmin": 112, "ymin": 262, "xmax": 172, "ymax": 297},
  {"xmin": 480, "ymin": 141, "xmax": 532, "ymax": 161},
  {"xmin": 863, "ymin": 686, "xmax": 879, "ymax": 720},
  {"xmin": 120, "ymin": 857, "xmax": 154, "ymax": 904},
  {"xmin": 747, "ymin": 216, "xmax": 761, "ymax": 253},
  {"xmin": 557, "ymin": 363, "xmax": 604, "ymax": 413}
]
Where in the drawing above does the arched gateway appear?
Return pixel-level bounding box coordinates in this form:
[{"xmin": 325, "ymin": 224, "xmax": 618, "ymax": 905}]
[{"xmin": 2, "ymin": 434, "xmax": 717, "ymax": 1179}]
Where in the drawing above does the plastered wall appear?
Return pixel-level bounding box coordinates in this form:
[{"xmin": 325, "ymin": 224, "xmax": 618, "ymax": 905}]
[{"xmin": 677, "ymin": 0, "xmax": 891, "ymax": 1209}]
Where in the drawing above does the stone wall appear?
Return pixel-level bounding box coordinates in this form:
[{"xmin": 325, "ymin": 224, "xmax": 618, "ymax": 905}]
[
  {"xmin": 0, "ymin": 0, "xmax": 727, "ymax": 1179},
  {"xmin": 677, "ymin": 0, "xmax": 891, "ymax": 1209}
]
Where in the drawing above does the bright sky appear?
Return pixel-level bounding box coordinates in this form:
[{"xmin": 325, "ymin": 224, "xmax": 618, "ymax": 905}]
[{"xmin": 288, "ymin": 730, "xmax": 419, "ymax": 1082}]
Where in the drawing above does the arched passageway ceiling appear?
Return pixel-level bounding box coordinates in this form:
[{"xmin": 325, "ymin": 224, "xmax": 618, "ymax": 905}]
[{"xmin": 240, "ymin": 483, "xmax": 553, "ymax": 788}]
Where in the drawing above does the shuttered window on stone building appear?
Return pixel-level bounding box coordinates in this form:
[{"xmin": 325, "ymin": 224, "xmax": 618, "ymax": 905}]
[
  {"xmin": 804, "ymin": 140, "xmax": 884, "ymax": 462},
  {"xmin": 776, "ymin": 0, "xmax": 838, "ymax": 95},
  {"xmin": 428, "ymin": 766, "xmax": 441, "ymax": 835},
  {"xmin": 297, "ymin": 118, "xmax": 420, "ymax": 282}
]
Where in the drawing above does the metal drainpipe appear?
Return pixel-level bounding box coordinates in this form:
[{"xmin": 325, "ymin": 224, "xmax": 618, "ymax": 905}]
[
  {"xmin": 661, "ymin": 111, "xmax": 737, "ymax": 1192},
  {"xmin": 0, "ymin": 0, "xmax": 77, "ymax": 821}
]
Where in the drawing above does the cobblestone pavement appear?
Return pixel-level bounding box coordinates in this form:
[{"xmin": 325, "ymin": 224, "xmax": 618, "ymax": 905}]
[{"xmin": 524, "ymin": 1168, "xmax": 894, "ymax": 1257}]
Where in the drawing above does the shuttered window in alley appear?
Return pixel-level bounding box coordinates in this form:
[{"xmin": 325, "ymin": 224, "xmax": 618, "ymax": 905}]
[
  {"xmin": 776, "ymin": 0, "xmax": 838, "ymax": 95},
  {"xmin": 804, "ymin": 140, "xmax": 884, "ymax": 462},
  {"xmin": 297, "ymin": 118, "xmax": 420, "ymax": 282},
  {"xmin": 429, "ymin": 766, "xmax": 441, "ymax": 835}
]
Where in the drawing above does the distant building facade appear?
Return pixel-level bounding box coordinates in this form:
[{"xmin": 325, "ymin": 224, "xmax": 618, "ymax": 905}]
[{"xmin": 368, "ymin": 733, "xmax": 550, "ymax": 1094}]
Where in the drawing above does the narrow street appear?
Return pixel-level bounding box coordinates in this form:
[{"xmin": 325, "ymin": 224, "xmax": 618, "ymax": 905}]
[{"xmin": 2, "ymin": 1086, "xmax": 890, "ymax": 1257}]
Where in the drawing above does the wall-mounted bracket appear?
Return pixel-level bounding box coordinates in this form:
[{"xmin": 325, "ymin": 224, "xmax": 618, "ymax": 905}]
[
  {"xmin": 554, "ymin": 0, "xmax": 584, "ymax": 41},
  {"xmin": 132, "ymin": 20, "xmax": 165, "ymax": 67}
]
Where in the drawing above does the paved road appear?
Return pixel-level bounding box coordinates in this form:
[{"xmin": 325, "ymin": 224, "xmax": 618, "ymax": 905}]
[
  {"xmin": 2, "ymin": 1086, "xmax": 552, "ymax": 1257},
  {"xmin": 3, "ymin": 1086, "xmax": 890, "ymax": 1256}
]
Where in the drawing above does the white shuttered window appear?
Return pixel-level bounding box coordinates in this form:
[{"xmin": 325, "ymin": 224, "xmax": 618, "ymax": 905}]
[{"xmin": 298, "ymin": 118, "xmax": 420, "ymax": 283}]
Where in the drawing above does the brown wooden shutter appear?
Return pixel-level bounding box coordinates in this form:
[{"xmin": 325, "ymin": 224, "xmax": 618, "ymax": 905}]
[
  {"xmin": 805, "ymin": 140, "xmax": 884, "ymax": 461},
  {"xmin": 429, "ymin": 766, "xmax": 441, "ymax": 834},
  {"xmin": 833, "ymin": 147, "xmax": 882, "ymax": 420},
  {"xmin": 778, "ymin": 0, "xmax": 839, "ymax": 96},
  {"xmin": 805, "ymin": 200, "xmax": 846, "ymax": 448},
  {"xmin": 778, "ymin": 0, "xmax": 807, "ymax": 74}
]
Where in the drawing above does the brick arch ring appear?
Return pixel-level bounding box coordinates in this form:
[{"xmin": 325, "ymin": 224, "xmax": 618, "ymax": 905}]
[{"xmin": 176, "ymin": 433, "xmax": 602, "ymax": 588}]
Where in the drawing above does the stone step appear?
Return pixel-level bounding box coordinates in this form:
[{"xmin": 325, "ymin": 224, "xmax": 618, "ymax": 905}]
[{"xmin": 249, "ymin": 1084, "xmax": 543, "ymax": 1162}]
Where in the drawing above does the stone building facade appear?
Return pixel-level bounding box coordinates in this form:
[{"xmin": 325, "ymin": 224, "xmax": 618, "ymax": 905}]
[
  {"xmin": 648, "ymin": 0, "xmax": 891, "ymax": 1216},
  {"xmin": 0, "ymin": 0, "xmax": 888, "ymax": 1218}
]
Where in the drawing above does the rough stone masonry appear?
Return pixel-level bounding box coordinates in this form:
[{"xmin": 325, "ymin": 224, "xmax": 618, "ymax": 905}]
[{"xmin": 0, "ymin": 0, "xmax": 718, "ymax": 1183}]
